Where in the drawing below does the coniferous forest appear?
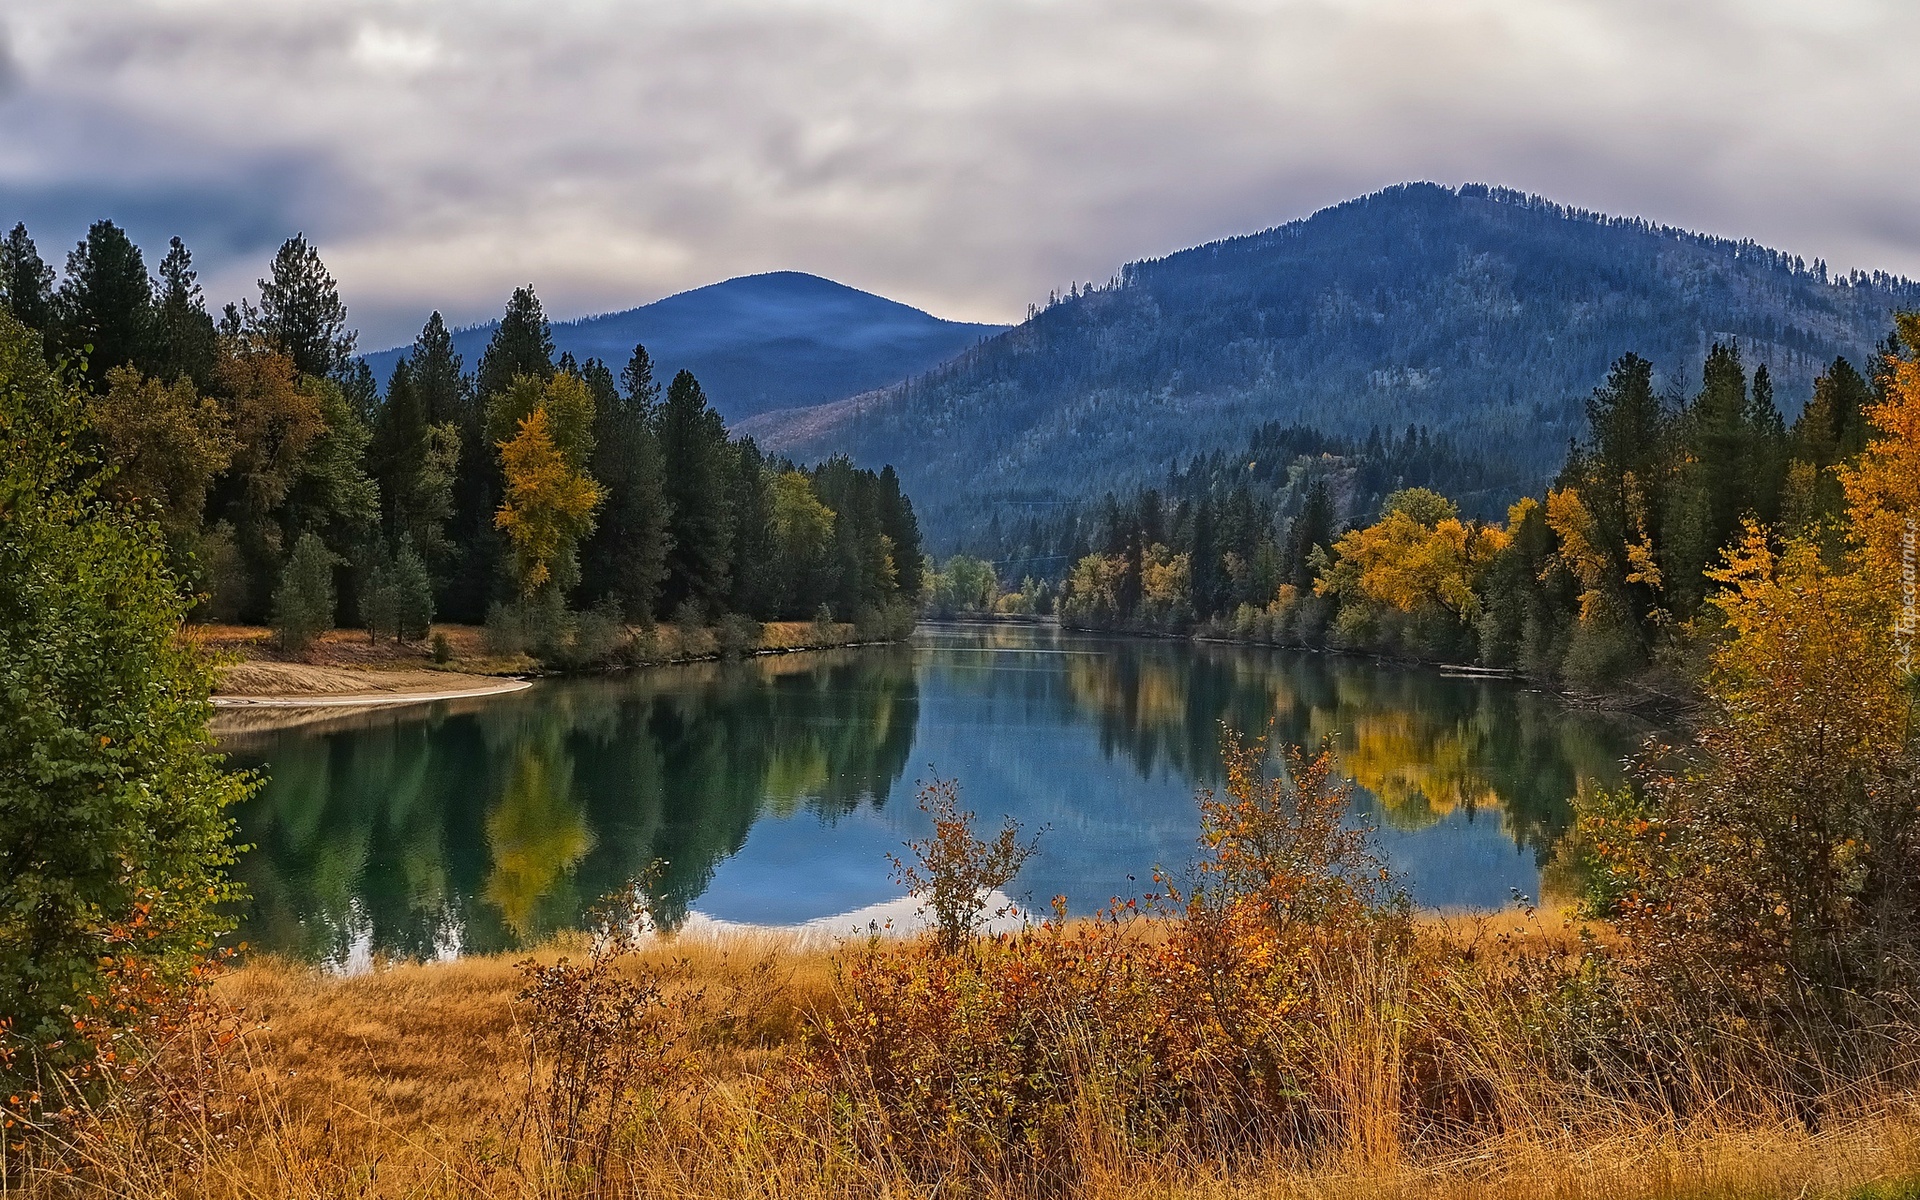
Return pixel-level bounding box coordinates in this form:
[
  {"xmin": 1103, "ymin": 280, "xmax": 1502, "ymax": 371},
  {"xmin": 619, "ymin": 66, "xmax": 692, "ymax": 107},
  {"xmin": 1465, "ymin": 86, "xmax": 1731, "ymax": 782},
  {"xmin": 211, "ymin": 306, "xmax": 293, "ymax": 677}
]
[{"xmin": 0, "ymin": 220, "xmax": 924, "ymax": 656}]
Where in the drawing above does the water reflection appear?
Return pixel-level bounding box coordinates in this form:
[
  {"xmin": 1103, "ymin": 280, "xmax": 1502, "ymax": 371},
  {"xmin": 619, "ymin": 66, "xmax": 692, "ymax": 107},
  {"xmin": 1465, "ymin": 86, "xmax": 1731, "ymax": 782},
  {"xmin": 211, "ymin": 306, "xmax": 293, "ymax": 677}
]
[{"xmin": 221, "ymin": 626, "xmax": 1641, "ymax": 964}]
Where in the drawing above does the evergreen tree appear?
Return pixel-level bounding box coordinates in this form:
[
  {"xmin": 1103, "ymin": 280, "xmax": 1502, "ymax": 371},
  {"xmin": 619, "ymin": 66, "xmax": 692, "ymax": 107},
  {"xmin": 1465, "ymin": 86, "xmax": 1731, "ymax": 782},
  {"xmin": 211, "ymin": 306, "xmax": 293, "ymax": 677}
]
[
  {"xmin": 728, "ymin": 439, "xmax": 777, "ymax": 618},
  {"xmin": 580, "ymin": 345, "xmax": 671, "ymax": 621},
  {"xmin": 400, "ymin": 312, "xmax": 477, "ymax": 600},
  {"xmin": 410, "ymin": 311, "xmax": 469, "ymax": 427},
  {"xmin": 338, "ymin": 357, "xmax": 380, "ymax": 426},
  {"xmin": 1284, "ymin": 480, "xmax": 1334, "ymax": 590},
  {"xmin": 274, "ymin": 531, "xmax": 338, "ymax": 651},
  {"xmin": 150, "ymin": 237, "xmax": 218, "ymax": 390},
  {"xmin": 0, "ymin": 223, "xmax": 56, "ymax": 336},
  {"xmin": 450, "ymin": 290, "xmax": 554, "ymax": 619},
  {"xmin": 369, "ymin": 360, "xmax": 427, "ymax": 534},
  {"xmin": 475, "ymin": 285, "xmax": 554, "ymax": 402},
  {"xmin": 55, "ymin": 220, "xmax": 153, "ymax": 387},
  {"xmin": 876, "ymin": 465, "xmax": 924, "ymax": 601},
  {"xmin": 392, "ymin": 537, "xmax": 435, "ymax": 641},
  {"xmin": 1188, "ymin": 496, "xmax": 1218, "ymax": 618},
  {"xmin": 656, "ymin": 369, "xmax": 733, "ymax": 616},
  {"xmin": 358, "ymin": 545, "xmax": 398, "ymax": 643},
  {"xmin": 252, "ymin": 234, "xmax": 356, "ymax": 380}
]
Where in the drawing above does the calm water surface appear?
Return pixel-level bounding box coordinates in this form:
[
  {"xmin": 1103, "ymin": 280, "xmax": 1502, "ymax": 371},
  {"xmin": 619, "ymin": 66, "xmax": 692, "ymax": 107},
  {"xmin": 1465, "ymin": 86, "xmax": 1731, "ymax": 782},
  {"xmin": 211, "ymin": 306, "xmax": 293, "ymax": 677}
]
[{"xmin": 220, "ymin": 624, "xmax": 1645, "ymax": 965}]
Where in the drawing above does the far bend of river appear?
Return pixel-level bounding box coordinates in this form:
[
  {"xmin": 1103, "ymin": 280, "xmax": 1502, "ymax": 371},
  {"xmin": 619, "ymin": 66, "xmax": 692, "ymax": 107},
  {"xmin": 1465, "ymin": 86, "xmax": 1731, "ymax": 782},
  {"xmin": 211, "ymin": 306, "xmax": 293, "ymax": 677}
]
[{"xmin": 219, "ymin": 623, "xmax": 1647, "ymax": 966}]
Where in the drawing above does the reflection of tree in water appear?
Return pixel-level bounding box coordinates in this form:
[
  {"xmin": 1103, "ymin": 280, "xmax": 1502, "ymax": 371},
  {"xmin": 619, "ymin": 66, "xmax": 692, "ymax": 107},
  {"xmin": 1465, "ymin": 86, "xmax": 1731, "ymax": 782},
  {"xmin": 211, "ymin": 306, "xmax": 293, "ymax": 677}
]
[
  {"xmin": 1058, "ymin": 637, "xmax": 1640, "ymax": 862},
  {"xmin": 484, "ymin": 742, "xmax": 594, "ymax": 942},
  {"xmin": 225, "ymin": 646, "xmax": 919, "ymax": 961}
]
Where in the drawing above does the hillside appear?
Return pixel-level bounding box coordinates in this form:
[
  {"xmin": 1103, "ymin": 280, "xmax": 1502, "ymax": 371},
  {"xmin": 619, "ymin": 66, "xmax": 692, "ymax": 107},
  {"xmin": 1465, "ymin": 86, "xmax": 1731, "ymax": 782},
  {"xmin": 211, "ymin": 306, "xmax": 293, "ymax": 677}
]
[
  {"xmin": 742, "ymin": 183, "xmax": 1919, "ymax": 545},
  {"xmin": 363, "ymin": 272, "xmax": 1004, "ymax": 421}
]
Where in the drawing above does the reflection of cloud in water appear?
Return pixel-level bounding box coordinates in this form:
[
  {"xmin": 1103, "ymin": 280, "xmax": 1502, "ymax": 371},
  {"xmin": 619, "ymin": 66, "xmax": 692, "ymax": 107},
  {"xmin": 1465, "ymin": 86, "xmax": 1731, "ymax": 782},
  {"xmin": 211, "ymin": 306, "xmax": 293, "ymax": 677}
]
[{"xmin": 682, "ymin": 891, "xmax": 1027, "ymax": 949}]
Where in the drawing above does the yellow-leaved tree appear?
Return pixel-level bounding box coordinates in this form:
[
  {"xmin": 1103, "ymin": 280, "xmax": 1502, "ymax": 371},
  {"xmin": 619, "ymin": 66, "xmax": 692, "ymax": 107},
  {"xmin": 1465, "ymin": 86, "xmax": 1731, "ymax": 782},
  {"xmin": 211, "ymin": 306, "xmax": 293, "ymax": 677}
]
[
  {"xmin": 1576, "ymin": 315, "xmax": 1920, "ymax": 1044},
  {"xmin": 496, "ymin": 405, "xmax": 604, "ymax": 596},
  {"xmin": 1317, "ymin": 488, "xmax": 1509, "ymax": 622}
]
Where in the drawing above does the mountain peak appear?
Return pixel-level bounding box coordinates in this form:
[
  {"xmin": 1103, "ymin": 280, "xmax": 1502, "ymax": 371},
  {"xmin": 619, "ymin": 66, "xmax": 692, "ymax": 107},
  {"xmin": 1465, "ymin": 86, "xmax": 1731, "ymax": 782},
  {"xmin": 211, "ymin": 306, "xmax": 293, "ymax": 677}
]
[
  {"xmin": 748, "ymin": 184, "xmax": 1920, "ymax": 542},
  {"xmin": 365, "ymin": 273, "xmax": 1006, "ymax": 420}
]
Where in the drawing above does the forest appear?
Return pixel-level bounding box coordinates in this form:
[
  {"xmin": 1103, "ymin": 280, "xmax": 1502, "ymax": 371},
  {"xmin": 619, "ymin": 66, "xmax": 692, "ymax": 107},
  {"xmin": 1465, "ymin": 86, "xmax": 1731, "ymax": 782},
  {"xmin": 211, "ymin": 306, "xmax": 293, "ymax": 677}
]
[
  {"xmin": 939, "ymin": 325, "xmax": 1908, "ymax": 692},
  {"xmin": 0, "ymin": 220, "xmax": 924, "ymax": 662}
]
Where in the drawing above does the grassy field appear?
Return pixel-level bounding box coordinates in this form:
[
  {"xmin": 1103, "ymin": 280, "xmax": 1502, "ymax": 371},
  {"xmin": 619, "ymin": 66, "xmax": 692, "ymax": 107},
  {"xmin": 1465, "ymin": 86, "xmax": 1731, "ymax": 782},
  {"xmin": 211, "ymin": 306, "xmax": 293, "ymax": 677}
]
[{"xmin": 15, "ymin": 914, "xmax": 1918, "ymax": 1200}]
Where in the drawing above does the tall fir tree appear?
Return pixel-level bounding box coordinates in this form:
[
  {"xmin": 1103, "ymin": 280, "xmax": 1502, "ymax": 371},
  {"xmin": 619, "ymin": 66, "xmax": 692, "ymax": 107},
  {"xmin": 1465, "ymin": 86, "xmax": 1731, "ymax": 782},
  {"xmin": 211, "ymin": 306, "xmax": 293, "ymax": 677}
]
[
  {"xmin": 252, "ymin": 234, "xmax": 356, "ymax": 380},
  {"xmin": 580, "ymin": 345, "xmax": 671, "ymax": 621},
  {"xmin": 727, "ymin": 438, "xmax": 777, "ymax": 618},
  {"xmin": 876, "ymin": 464, "xmax": 924, "ymax": 601},
  {"xmin": 150, "ymin": 237, "xmax": 218, "ymax": 391},
  {"xmin": 55, "ymin": 220, "xmax": 153, "ymax": 387},
  {"xmin": 475, "ymin": 285, "xmax": 554, "ymax": 402},
  {"xmin": 0, "ymin": 223, "xmax": 56, "ymax": 337},
  {"xmin": 656, "ymin": 369, "xmax": 733, "ymax": 617},
  {"xmin": 447, "ymin": 289, "xmax": 555, "ymax": 619},
  {"xmin": 410, "ymin": 311, "xmax": 469, "ymax": 427}
]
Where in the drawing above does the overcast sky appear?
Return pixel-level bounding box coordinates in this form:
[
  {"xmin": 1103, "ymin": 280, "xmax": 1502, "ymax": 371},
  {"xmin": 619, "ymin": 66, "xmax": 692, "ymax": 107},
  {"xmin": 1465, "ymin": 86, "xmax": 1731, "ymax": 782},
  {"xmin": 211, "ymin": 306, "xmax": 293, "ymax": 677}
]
[{"xmin": 2, "ymin": 0, "xmax": 1914, "ymax": 349}]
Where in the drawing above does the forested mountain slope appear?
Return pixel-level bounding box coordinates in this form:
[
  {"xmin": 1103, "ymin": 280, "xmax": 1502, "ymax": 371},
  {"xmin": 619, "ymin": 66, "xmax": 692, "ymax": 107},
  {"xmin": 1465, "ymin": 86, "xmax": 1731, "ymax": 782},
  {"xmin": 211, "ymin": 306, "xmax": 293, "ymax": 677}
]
[
  {"xmin": 743, "ymin": 183, "xmax": 1918, "ymax": 544},
  {"xmin": 365, "ymin": 272, "xmax": 1003, "ymax": 421}
]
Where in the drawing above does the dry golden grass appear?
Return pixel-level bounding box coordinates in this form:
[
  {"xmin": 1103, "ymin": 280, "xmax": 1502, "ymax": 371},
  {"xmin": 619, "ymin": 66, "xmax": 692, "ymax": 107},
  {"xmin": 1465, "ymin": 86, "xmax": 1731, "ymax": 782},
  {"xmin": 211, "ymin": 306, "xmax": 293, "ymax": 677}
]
[{"xmin": 11, "ymin": 919, "xmax": 1915, "ymax": 1200}]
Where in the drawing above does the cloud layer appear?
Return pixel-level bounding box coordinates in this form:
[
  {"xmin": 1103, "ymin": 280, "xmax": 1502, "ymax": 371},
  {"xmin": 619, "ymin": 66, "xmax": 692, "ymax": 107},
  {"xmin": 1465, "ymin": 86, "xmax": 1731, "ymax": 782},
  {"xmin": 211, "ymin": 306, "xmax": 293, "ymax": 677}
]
[{"xmin": 3, "ymin": 0, "xmax": 1915, "ymax": 347}]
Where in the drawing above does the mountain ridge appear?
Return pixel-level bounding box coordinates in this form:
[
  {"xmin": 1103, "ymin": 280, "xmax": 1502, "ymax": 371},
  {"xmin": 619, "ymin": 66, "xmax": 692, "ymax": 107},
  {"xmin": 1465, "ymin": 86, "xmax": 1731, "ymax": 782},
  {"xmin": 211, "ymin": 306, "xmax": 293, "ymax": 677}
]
[
  {"xmin": 743, "ymin": 183, "xmax": 1919, "ymax": 545},
  {"xmin": 361, "ymin": 271, "xmax": 1006, "ymax": 421}
]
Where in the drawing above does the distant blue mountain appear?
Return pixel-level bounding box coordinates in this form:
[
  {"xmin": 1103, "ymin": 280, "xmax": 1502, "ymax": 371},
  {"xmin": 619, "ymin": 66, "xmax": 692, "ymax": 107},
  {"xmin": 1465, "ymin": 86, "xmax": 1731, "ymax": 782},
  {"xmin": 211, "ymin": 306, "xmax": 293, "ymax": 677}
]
[{"xmin": 361, "ymin": 271, "xmax": 1005, "ymax": 421}]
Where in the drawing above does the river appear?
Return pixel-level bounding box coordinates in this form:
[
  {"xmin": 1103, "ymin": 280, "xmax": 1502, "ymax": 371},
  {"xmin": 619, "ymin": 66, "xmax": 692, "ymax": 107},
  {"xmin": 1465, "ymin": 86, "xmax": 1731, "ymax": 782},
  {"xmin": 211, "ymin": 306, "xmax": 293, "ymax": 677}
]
[{"xmin": 219, "ymin": 622, "xmax": 1645, "ymax": 966}]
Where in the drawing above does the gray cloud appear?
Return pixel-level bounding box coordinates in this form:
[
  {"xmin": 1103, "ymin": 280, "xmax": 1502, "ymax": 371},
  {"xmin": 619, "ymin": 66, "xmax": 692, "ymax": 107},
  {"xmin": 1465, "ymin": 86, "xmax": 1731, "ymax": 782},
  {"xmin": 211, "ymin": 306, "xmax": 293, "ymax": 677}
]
[{"xmin": 2, "ymin": 0, "xmax": 1916, "ymax": 347}]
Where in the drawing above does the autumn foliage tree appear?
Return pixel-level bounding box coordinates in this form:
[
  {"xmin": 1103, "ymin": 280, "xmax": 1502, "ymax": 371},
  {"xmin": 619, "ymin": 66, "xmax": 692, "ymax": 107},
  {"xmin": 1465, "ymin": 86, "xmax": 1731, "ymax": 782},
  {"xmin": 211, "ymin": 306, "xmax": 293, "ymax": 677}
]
[
  {"xmin": 496, "ymin": 405, "xmax": 603, "ymax": 597},
  {"xmin": 1578, "ymin": 315, "xmax": 1920, "ymax": 1053}
]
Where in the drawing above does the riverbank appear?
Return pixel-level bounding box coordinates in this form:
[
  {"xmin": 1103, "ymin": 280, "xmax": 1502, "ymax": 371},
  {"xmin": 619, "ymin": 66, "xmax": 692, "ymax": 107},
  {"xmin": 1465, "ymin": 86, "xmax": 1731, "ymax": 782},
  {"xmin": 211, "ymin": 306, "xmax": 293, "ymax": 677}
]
[
  {"xmin": 189, "ymin": 618, "xmax": 896, "ymax": 704},
  {"xmin": 34, "ymin": 919, "xmax": 1920, "ymax": 1200}
]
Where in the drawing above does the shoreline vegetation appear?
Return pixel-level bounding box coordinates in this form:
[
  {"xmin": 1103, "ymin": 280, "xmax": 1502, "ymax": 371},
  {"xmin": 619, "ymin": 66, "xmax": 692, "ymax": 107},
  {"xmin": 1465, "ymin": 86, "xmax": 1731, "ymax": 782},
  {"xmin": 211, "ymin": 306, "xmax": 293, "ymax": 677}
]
[{"xmin": 932, "ymin": 330, "xmax": 1912, "ymax": 715}]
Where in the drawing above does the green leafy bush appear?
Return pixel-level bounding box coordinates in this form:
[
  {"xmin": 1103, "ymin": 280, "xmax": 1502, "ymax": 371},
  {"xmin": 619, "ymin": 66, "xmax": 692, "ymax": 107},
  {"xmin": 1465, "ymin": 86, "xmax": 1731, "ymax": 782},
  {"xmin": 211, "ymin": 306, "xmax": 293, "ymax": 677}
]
[{"xmin": 0, "ymin": 312, "xmax": 252, "ymax": 1082}]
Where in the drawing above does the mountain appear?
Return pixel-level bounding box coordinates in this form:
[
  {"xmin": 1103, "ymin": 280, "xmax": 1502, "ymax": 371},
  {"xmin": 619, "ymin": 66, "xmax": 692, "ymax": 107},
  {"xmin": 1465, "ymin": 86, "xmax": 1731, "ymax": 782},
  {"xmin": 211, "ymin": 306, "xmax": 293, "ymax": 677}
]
[
  {"xmin": 742, "ymin": 183, "xmax": 1919, "ymax": 545},
  {"xmin": 361, "ymin": 271, "xmax": 1004, "ymax": 421}
]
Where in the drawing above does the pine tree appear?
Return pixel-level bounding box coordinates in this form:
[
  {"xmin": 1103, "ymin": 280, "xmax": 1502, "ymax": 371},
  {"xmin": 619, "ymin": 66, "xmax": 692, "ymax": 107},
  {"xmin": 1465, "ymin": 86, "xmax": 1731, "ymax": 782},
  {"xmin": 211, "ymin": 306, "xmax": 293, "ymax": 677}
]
[
  {"xmin": 150, "ymin": 237, "xmax": 218, "ymax": 390},
  {"xmin": 0, "ymin": 223, "xmax": 55, "ymax": 336},
  {"xmin": 392, "ymin": 538, "xmax": 435, "ymax": 642},
  {"xmin": 656, "ymin": 369, "xmax": 733, "ymax": 616},
  {"xmin": 450, "ymin": 290, "xmax": 553, "ymax": 619},
  {"xmin": 55, "ymin": 220, "xmax": 153, "ymax": 387},
  {"xmin": 1285, "ymin": 481, "xmax": 1333, "ymax": 589},
  {"xmin": 370, "ymin": 360, "xmax": 428, "ymax": 535},
  {"xmin": 876, "ymin": 464, "xmax": 924, "ymax": 601},
  {"xmin": 580, "ymin": 345, "xmax": 671, "ymax": 621},
  {"xmin": 475, "ymin": 285, "xmax": 554, "ymax": 402},
  {"xmin": 728, "ymin": 439, "xmax": 777, "ymax": 618},
  {"xmin": 274, "ymin": 531, "xmax": 338, "ymax": 651},
  {"xmin": 252, "ymin": 234, "xmax": 356, "ymax": 380},
  {"xmin": 410, "ymin": 311, "xmax": 469, "ymax": 427},
  {"xmin": 358, "ymin": 545, "xmax": 398, "ymax": 643}
]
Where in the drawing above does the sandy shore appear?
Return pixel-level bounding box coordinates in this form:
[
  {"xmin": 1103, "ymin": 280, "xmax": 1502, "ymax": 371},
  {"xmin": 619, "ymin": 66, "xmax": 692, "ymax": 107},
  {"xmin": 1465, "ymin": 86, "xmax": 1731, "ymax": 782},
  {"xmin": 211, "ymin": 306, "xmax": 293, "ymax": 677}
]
[{"xmin": 213, "ymin": 660, "xmax": 531, "ymax": 707}]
